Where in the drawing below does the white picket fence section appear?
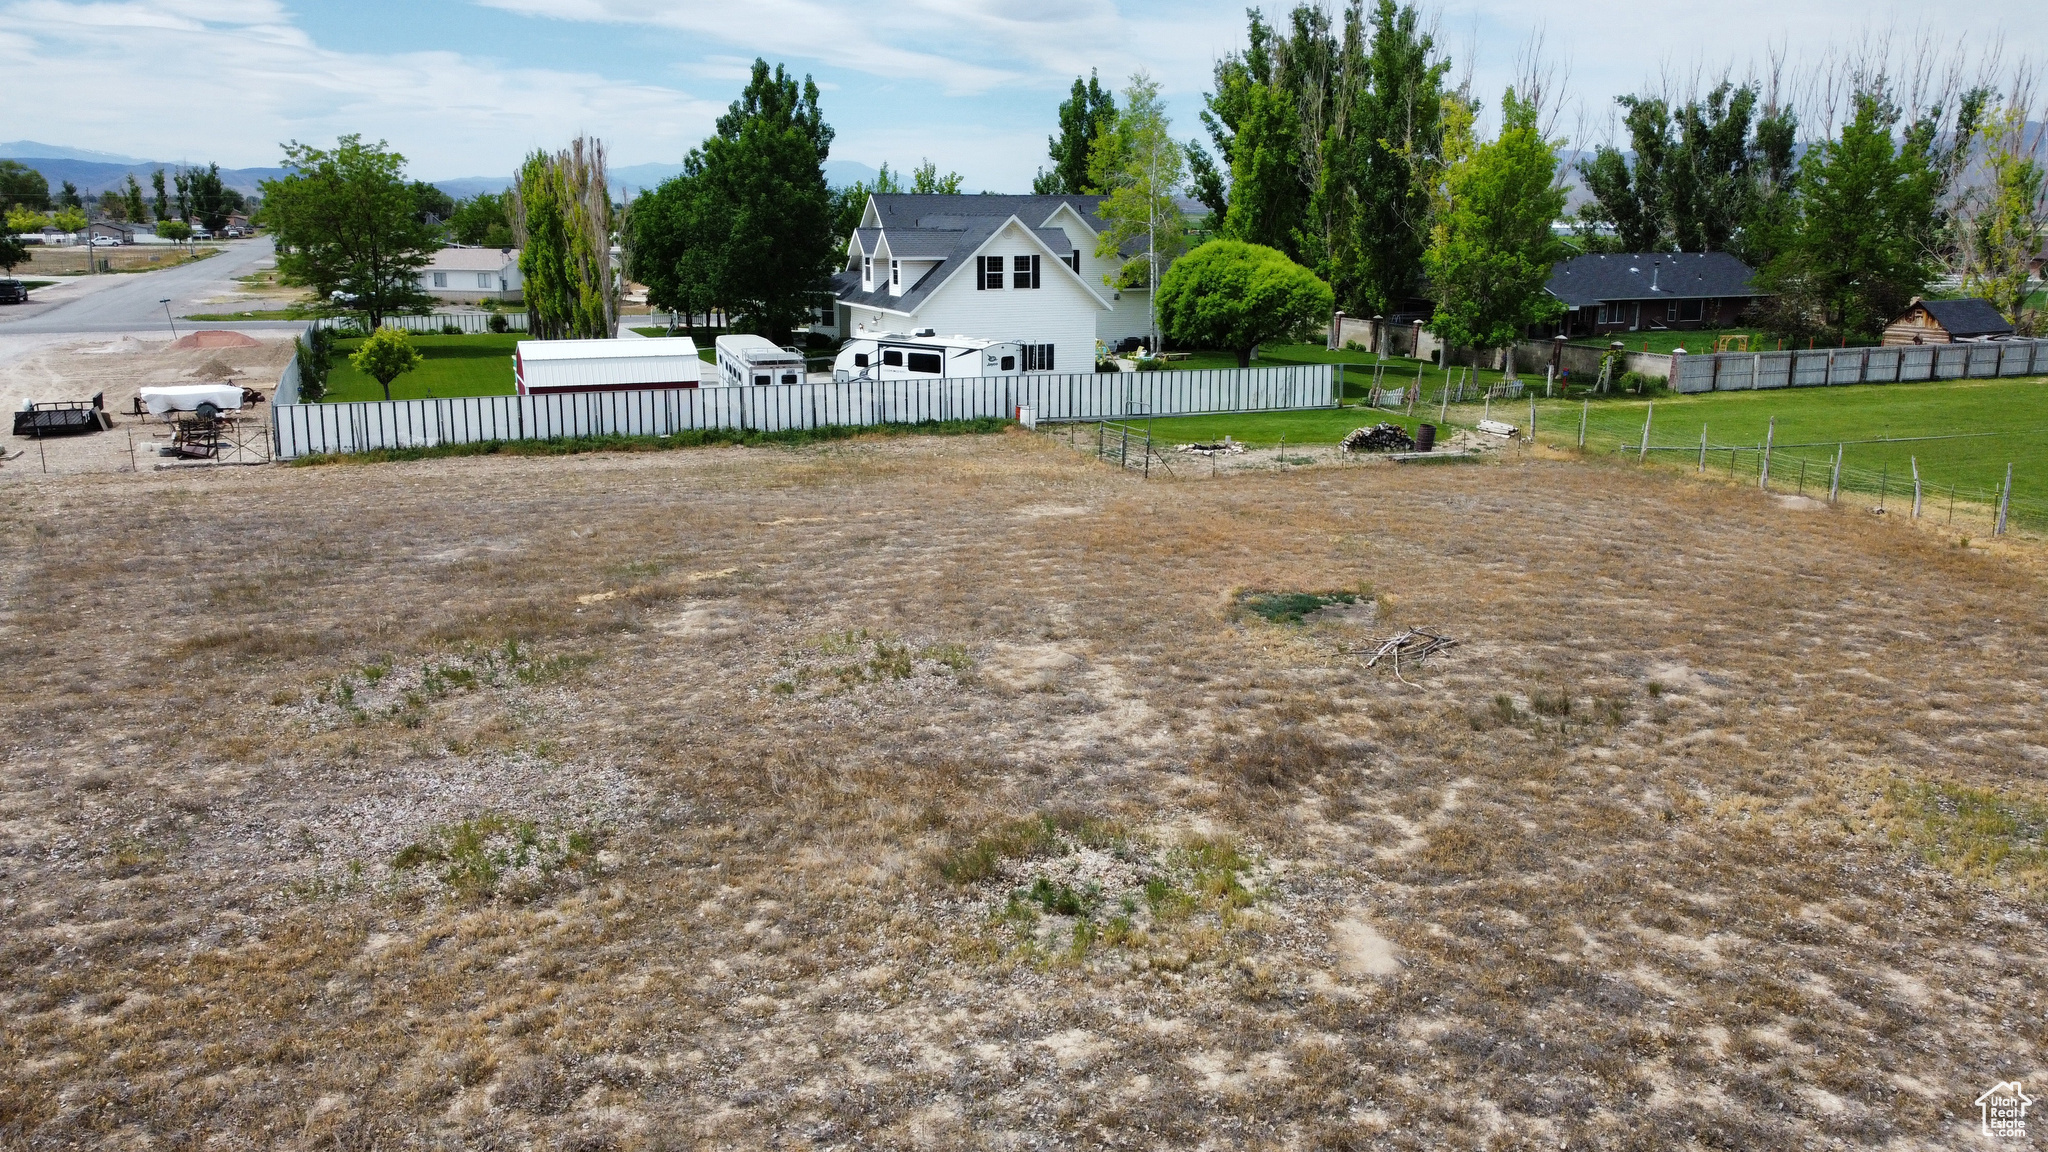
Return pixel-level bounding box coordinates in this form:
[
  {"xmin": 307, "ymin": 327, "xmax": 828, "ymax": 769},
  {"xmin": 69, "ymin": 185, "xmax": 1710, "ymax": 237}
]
[
  {"xmin": 1672, "ymin": 340, "xmax": 2048, "ymax": 393},
  {"xmin": 309, "ymin": 312, "xmax": 527, "ymax": 335},
  {"xmin": 269, "ymin": 364, "xmax": 1335, "ymax": 460}
]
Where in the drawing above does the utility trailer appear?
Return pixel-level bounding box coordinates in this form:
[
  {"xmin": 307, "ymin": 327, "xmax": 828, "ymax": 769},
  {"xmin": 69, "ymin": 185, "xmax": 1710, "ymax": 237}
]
[
  {"xmin": 714, "ymin": 335, "xmax": 807, "ymax": 387},
  {"xmin": 13, "ymin": 393, "xmax": 112, "ymax": 437}
]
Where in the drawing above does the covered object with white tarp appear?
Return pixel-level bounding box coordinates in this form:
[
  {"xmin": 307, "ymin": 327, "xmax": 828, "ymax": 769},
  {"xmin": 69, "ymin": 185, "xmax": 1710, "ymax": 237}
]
[
  {"xmin": 138, "ymin": 383, "xmax": 245, "ymax": 417},
  {"xmin": 514, "ymin": 338, "xmax": 701, "ymax": 395}
]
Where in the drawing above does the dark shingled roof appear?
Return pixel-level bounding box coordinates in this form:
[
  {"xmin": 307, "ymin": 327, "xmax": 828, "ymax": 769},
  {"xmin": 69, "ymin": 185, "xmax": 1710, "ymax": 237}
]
[
  {"xmin": 1915, "ymin": 297, "xmax": 2014, "ymax": 338},
  {"xmin": 1546, "ymin": 251, "xmax": 1759, "ymax": 307},
  {"xmin": 834, "ymin": 194, "xmax": 1109, "ymax": 314}
]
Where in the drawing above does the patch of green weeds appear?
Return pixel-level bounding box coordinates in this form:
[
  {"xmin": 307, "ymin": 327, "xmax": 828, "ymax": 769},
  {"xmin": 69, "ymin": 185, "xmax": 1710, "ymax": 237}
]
[
  {"xmin": 391, "ymin": 814, "xmax": 599, "ymax": 901},
  {"xmin": 1877, "ymin": 777, "xmax": 2048, "ymax": 894},
  {"xmin": 1233, "ymin": 588, "xmax": 1369, "ymax": 626},
  {"xmin": 1529, "ymin": 688, "xmax": 1572, "ymax": 717},
  {"xmin": 938, "ymin": 810, "xmax": 1123, "ymax": 884}
]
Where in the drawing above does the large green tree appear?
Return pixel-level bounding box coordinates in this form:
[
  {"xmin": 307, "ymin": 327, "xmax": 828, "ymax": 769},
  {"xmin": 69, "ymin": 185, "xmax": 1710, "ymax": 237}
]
[
  {"xmin": 1157, "ymin": 239, "xmax": 1333, "ymax": 366},
  {"xmin": 122, "ymin": 175, "xmax": 146, "ymax": 224},
  {"xmin": 261, "ymin": 135, "xmax": 438, "ymax": 330},
  {"xmin": 448, "ymin": 192, "xmax": 514, "ymax": 248},
  {"xmin": 1035, "ymin": 71, "xmax": 1117, "ymax": 195},
  {"xmin": 625, "ymin": 172, "xmax": 721, "ymax": 332},
  {"xmin": 1422, "ymin": 89, "xmax": 1566, "ymax": 356},
  {"xmin": 513, "ymin": 136, "xmax": 616, "ymax": 340},
  {"xmin": 1090, "ymin": 71, "xmax": 1188, "ymax": 345},
  {"xmin": 1757, "ymin": 87, "xmax": 1980, "ymax": 339},
  {"xmin": 409, "ymin": 181, "xmax": 456, "ymax": 227},
  {"xmin": 1962, "ymin": 103, "xmax": 2047, "ymax": 332},
  {"xmin": 910, "ymin": 159, "xmax": 962, "ymax": 194},
  {"xmin": 0, "ymin": 161, "xmax": 50, "ymax": 212},
  {"xmin": 0, "ymin": 233, "xmax": 27, "ymax": 274},
  {"xmin": 188, "ymin": 163, "xmax": 232, "ymax": 230},
  {"xmin": 687, "ymin": 59, "xmax": 838, "ymax": 343}
]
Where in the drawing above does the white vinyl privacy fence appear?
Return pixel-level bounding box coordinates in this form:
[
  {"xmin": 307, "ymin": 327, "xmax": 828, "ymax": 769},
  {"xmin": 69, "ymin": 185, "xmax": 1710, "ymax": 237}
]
[
  {"xmin": 269, "ymin": 364, "xmax": 1334, "ymax": 460},
  {"xmin": 309, "ymin": 312, "xmax": 527, "ymax": 335},
  {"xmin": 1672, "ymin": 340, "xmax": 2048, "ymax": 393}
]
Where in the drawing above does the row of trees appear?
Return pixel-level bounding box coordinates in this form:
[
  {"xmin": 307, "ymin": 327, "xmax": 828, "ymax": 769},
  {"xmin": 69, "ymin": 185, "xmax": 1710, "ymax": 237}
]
[{"xmin": 0, "ymin": 160, "xmax": 247, "ymax": 231}]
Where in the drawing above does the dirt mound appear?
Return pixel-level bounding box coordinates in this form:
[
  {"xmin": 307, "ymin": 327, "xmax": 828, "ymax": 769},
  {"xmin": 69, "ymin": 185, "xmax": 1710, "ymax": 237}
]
[
  {"xmin": 186, "ymin": 357, "xmax": 242, "ymax": 379},
  {"xmin": 168, "ymin": 330, "xmax": 260, "ymax": 350}
]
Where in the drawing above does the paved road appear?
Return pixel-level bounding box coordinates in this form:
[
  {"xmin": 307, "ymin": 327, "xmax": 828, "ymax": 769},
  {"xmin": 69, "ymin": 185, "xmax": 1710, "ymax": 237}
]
[{"xmin": 0, "ymin": 239, "xmax": 304, "ymax": 335}]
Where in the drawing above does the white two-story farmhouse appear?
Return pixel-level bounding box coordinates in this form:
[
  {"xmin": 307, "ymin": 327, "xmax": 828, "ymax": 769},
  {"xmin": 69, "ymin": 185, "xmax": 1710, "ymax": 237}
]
[{"xmin": 828, "ymin": 194, "xmax": 1161, "ymax": 372}]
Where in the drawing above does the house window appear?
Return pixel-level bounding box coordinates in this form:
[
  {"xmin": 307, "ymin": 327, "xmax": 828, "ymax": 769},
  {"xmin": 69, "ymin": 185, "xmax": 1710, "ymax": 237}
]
[
  {"xmin": 890, "ymin": 259, "xmax": 899, "ymax": 287},
  {"xmin": 1666, "ymin": 300, "xmax": 1679, "ymax": 322},
  {"xmin": 1013, "ymin": 254, "xmax": 1039, "ymax": 289},
  {"xmin": 1023, "ymin": 343, "xmax": 1055, "ymax": 371},
  {"xmin": 882, "ymin": 350, "xmax": 903, "ymax": 367},
  {"xmin": 977, "ymin": 256, "xmax": 1004, "ymax": 290},
  {"xmin": 863, "ymin": 257, "xmax": 872, "ymax": 288},
  {"xmin": 478, "ymin": 273, "xmax": 493, "ymax": 289},
  {"xmin": 906, "ymin": 351, "xmax": 942, "ymax": 374},
  {"xmin": 1679, "ymin": 298, "xmax": 1704, "ymax": 322},
  {"xmin": 433, "ymin": 272, "xmax": 447, "ymax": 288}
]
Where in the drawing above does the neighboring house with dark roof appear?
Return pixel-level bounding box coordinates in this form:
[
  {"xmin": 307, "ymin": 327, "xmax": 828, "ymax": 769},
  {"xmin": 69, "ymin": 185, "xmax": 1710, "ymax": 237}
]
[
  {"xmin": 1882, "ymin": 297, "xmax": 2016, "ymax": 345},
  {"xmin": 1543, "ymin": 251, "xmax": 1761, "ymax": 337},
  {"xmin": 830, "ymin": 193, "xmax": 1156, "ymax": 370}
]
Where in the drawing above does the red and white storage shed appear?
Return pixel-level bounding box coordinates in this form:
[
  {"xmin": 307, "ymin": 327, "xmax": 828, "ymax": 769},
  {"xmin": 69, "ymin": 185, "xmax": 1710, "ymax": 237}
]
[{"xmin": 513, "ymin": 338, "xmax": 702, "ymax": 395}]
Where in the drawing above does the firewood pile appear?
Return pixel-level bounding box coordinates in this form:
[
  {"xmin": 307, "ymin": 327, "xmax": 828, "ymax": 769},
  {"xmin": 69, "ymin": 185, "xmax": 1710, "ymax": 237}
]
[
  {"xmin": 1359, "ymin": 629, "xmax": 1458, "ymax": 683},
  {"xmin": 1340, "ymin": 423, "xmax": 1416, "ymax": 453}
]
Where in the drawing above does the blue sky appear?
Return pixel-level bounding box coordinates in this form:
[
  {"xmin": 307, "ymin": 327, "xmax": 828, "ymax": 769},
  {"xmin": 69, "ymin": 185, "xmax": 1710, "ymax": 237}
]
[{"xmin": 2, "ymin": 0, "xmax": 2039, "ymax": 189}]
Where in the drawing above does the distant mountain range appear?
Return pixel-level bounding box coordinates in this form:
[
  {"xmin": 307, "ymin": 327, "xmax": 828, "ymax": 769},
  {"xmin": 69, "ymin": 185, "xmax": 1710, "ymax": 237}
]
[{"xmin": 430, "ymin": 159, "xmax": 885, "ymax": 201}]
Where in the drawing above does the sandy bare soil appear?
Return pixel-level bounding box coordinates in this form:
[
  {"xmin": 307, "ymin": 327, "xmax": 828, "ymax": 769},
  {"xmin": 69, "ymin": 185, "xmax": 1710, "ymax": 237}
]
[
  {"xmin": 2, "ymin": 433, "xmax": 2045, "ymax": 1149},
  {"xmin": 1, "ymin": 333, "xmax": 295, "ymax": 474}
]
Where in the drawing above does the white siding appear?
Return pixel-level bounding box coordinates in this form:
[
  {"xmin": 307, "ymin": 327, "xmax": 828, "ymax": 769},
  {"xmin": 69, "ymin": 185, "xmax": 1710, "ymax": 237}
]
[{"xmin": 1043, "ymin": 203, "xmax": 1153, "ymax": 346}]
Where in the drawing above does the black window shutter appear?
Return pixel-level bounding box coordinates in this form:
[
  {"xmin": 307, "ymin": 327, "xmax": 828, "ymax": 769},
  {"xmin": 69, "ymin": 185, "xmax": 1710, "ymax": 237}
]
[
  {"xmin": 1030, "ymin": 254, "xmax": 1041, "ymax": 288},
  {"xmin": 976, "ymin": 256, "xmax": 985, "ymax": 290}
]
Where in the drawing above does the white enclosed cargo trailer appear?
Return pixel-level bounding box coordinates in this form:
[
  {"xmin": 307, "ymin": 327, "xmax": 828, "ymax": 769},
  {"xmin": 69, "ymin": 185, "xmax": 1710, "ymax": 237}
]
[
  {"xmin": 514, "ymin": 338, "xmax": 701, "ymax": 394},
  {"xmin": 714, "ymin": 335, "xmax": 807, "ymax": 387},
  {"xmin": 832, "ymin": 331, "xmax": 1025, "ymax": 382}
]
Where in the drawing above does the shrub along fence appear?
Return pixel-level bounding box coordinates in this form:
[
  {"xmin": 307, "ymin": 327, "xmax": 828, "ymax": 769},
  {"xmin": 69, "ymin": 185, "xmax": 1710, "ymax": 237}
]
[
  {"xmin": 269, "ymin": 364, "xmax": 1335, "ymax": 460},
  {"xmin": 1671, "ymin": 340, "xmax": 2048, "ymax": 393}
]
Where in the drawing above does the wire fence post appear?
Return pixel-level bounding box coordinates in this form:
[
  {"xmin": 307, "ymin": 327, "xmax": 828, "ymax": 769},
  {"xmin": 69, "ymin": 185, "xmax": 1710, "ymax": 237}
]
[
  {"xmin": 1579, "ymin": 399, "xmax": 1587, "ymax": 448},
  {"xmin": 1996, "ymin": 463, "xmax": 2012, "ymax": 535},
  {"xmin": 1698, "ymin": 424, "xmax": 1707, "ymax": 473},
  {"xmin": 1441, "ymin": 380, "xmax": 1451, "ymax": 425},
  {"xmin": 1910, "ymin": 456, "xmax": 1922, "ymax": 519},
  {"xmin": 1758, "ymin": 417, "xmax": 1774, "ymax": 490},
  {"xmin": 1638, "ymin": 402, "xmax": 1653, "ymax": 462},
  {"xmin": 1830, "ymin": 444, "xmax": 1842, "ymax": 503},
  {"xmin": 1528, "ymin": 396, "xmax": 1536, "ymax": 443}
]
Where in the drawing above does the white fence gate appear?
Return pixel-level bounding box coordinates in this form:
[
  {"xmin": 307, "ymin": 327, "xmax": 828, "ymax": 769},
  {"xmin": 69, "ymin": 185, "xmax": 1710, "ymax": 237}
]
[
  {"xmin": 1671, "ymin": 340, "xmax": 2048, "ymax": 393},
  {"xmin": 269, "ymin": 364, "xmax": 1335, "ymax": 460}
]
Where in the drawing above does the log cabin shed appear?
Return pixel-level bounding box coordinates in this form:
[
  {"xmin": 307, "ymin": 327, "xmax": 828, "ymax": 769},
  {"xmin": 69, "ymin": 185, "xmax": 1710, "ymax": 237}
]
[{"xmin": 1881, "ymin": 297, "xmax": 2016, "ymax": 345}]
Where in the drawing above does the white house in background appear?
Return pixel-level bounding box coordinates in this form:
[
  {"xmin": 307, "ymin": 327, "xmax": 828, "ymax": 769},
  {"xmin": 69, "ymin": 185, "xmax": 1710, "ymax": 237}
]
[
  {"xmin": 420, "ymin": 247, "xmax": 522, "ymax": 304},
  {"xmin": 828, "ymin": 193, "xmax": 1168, "ymax": 371}
]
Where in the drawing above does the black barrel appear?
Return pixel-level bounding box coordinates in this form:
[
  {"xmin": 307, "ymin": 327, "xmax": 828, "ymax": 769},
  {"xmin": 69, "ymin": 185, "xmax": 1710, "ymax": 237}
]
[{"xmin": 1414, "ymin": 423, "xmax": 1437, "ymax": 452}]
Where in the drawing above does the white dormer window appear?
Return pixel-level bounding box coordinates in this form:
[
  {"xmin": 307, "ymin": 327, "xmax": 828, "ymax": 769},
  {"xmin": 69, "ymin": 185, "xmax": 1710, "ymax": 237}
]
[
  {"xmin": 891, "ymin": 259, "xmax": 899, "ymax": 287},
  {"xmin": 863, "ymin": 256, "xmax": 872, "ymax": 289}
]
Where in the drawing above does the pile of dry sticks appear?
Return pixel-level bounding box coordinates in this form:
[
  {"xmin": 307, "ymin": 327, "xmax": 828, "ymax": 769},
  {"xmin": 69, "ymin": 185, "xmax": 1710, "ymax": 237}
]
[{"xmin": 1360, "ymin": 628, "xmax": 1458, "ymax": 682}]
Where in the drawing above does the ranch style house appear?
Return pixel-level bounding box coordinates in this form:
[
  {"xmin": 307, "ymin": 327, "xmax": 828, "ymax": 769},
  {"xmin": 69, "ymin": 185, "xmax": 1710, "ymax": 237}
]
[
  {"xmin": 1542, "ymin": 251, "xmax": 1761, "ymax": 337},
  {"xmin": 825, "ymin": 193, "xmax": 1163, "ymax": 373}
]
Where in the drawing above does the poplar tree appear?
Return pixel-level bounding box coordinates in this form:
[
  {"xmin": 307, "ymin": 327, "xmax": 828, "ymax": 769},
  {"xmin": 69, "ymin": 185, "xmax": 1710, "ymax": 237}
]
[
  {"xmin": 1035, "ymin": 72, "xmax": 1117, "ymax": 195},
  {"xmin": 1962, "ymin": 103, "xmax": 2047, "ymax": 331},
  {"xmin": 513, "ymin": 136, "xmax": 617, "ymax": 340},
  {"xmin": 151, "ymin": 169, "xmax": 168, "ymax": 223},
  {"xmin": 1089, "ymin": 71, "xmax": 1188, "ymax": 347}
]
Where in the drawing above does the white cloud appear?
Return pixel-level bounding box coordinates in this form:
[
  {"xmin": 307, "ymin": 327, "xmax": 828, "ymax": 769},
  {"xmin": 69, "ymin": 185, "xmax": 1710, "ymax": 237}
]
[{"xmin": 0, "ymin": 0, "xmax": 726, "ymax": 174}]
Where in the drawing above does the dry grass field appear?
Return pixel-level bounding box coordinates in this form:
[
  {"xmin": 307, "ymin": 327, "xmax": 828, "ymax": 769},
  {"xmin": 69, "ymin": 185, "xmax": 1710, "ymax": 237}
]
[{"xmin": 3, "ymin": 431, "xmax": 2045, "ymax": 1150}]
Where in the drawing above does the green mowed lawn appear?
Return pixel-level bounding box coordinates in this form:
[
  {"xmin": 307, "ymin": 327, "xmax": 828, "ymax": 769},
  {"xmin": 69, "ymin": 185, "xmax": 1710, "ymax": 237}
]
[
  {"xmin": 1564, "ymin": 328, "xmax": 1879, "ymax": 356},
  {"xmin": 322, "ymin": 334, "xmax": 522, "ymax": 402},
  {"xmin": 1135, "ymin": 373, "xmax": 2048, "ymax": 523}
]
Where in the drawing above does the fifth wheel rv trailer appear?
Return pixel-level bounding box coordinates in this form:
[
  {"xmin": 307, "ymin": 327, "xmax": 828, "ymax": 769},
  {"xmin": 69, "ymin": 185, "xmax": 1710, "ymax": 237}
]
[
  {"xmin": 833, "ymin": 331, "xmax": 1027, "ymax": 383},
  {"xmin": 714, "ymin": 334, "xmax": 807, "ymax": 387}
]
